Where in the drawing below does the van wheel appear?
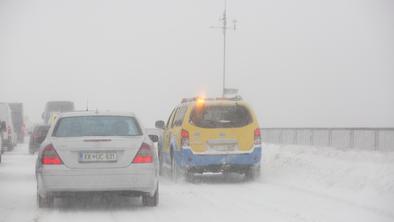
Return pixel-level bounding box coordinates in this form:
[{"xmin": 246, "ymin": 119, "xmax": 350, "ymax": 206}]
[
  {"xmin": 171, "ymin": 154, "xmax": 178, "ymax": 181},
  {"xmin": 37, "ymin": 193, "xmax": 54, "ymax": 208},
  {"xmin": 171, "ymin": 152, "xmax": 184, "ymax": 181},
  {"xmin": 245, "ymin": 165, "xmax": 261, "ymax": 181},
  {"xmin": 142, "ymin": 186, "xmax": 159, "ymax": 207},
  {"xmin": 158, "ymin": 151, "xmax": 164, "ymax": 176},
  {"xmin": 185, "ymin": 170, "xmax": 196, "ymax": 182}
]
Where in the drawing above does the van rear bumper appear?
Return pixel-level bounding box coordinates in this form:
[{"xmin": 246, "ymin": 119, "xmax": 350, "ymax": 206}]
[{"xmin": 177, "ymin": 146, "xmax": 262, "ymax": 169}]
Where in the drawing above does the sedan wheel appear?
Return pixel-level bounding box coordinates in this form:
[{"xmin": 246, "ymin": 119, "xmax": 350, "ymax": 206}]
[
  {"xmin": 142, "ymin": 186, "xmax": 159, "ymax": 207},
  {"xmin": 37, "ymin": 193, "xmax": 54, "ymax": 208}
]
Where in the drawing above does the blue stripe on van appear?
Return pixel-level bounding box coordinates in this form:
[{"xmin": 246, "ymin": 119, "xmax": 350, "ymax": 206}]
[{"xmin": 174, "ymin": 146, "xmax": 262, "ymax": 168}]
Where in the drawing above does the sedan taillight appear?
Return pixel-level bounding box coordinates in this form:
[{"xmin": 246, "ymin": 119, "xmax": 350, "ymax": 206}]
[
  {"xmin": 41, "ymin": 144, "xmax": 63, "ymax": 165},
  {"xmin": 132, "ymin": 143, "xmax": 153, "ymax": 164}
]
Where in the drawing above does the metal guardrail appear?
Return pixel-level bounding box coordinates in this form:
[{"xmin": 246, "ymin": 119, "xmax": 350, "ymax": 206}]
[{"xmin": 261, "ymin": 128, "xmax": 394, "ymax": 151}]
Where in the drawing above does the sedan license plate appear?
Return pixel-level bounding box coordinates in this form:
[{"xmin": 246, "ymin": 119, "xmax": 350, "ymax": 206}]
[{"xmin": 79, "ymin": 151, "xmax": 117, "ymax": 163}]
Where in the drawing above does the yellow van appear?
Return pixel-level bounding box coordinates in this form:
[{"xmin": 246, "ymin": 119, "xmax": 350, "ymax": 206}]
[
  {"xmin": 155, "ymin": 97, "xmax": 261, "ymax": 180},
  {"xmin": 48, "ymin": 112, "xmax": 60, "ymax": 127}
]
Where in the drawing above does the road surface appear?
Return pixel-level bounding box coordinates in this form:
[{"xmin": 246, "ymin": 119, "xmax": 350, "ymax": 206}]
[{"xmin": 1, "ymin": 142, "xmax": 393, "ymax": 222}]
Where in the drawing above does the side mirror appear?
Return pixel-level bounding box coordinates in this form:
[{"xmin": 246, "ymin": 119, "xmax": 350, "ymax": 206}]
[
  {"xmin": 0, "ymin": 121, "xmax": 6, "ymax": 132},
  {"xmin": 155, "ymin": 120, "xmax": 165, "ymax": 129},
  {"xmin": 149, "ymin": 135, "xmax": 159, "ymax": 143}
]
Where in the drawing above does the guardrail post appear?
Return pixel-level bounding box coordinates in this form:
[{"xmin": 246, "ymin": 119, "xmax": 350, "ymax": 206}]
[
  {"xmin": 294, "ymin": 129, "xmax": 298, "ymax": 145},
  {"xmin": 279, "ymin": 129, "xmax": 283, "ymax": 144},
  {"xmin": 375, "ymin": 130, "xmax": 379, "ymax": 151},
  {"xmin": 328, "ymin": 129, "xmax": 332, "ymax": 146},
  {"xmin": 310, "ymin": 129, "xmax": 314, "ymax": 145},
  {"xmin": 349, "ymin": 129, "xmax": 354, "ymax": 148}
]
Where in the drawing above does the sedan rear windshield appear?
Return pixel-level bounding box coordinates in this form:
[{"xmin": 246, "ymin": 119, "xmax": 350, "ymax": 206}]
[
  {"xmin": 189, "ymin": 104, "xmax": 252, "ymax": 128},
  {"xmin": 53, "ymin": 116, "xmax": 142, "ymax": 137}
]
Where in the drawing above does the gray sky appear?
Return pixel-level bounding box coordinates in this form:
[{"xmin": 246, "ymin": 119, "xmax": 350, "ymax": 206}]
[{"xmin": 1, "ymin": 0, "xmax": 393, "ymax": 127}]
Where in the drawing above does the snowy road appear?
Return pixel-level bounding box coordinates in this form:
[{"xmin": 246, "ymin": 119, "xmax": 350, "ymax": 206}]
[{"xmin": 1, "ymin": 142, "xmax": 393, "ymax": 222}]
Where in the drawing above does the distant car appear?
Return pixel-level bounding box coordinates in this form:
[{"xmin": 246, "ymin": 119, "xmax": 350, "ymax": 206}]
[
  {"xmin": 0, "ymin": 103, "xmax": 17, "ymax": 152},
  {"xmin": 0, "ymin": 120, "xmax": 5, "ymax": 163},
  {"xmin": 9, "ymin": 103, "xmax": 25, "ymax": 143},
  {"xmin": 36, "ymin": 111, "xmax": 159, "ymax": 208},
  {"xmin": 42, "ymin": 101, "xmax": 74, "ymax": 124},
  {"xmin": 155, "ymin": 96, "xmax": 262, "ymax": 180},
  {"xmin": 29, "ymin": 125, "xmax": 50, "ymax": 154}
]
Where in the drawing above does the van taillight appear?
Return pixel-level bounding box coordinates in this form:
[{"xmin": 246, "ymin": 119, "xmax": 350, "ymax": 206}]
[
  {"xmin": 41, "ymin": 144, "xmax": 63, "ymax": 165},
  {"xmin": 254, "ymin": 128, "xmax": 261, "ymax": 145},
  {"xmin": 181, "ymin": 129, "xmax": 190, "ymax": 147},
  {"xmin": 132, "ymin": 143, "xmax": 153, "ymax": 164}
]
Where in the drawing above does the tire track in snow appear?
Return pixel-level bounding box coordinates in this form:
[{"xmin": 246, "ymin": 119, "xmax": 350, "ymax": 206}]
[
  {"xmin": 183, "ymin": 178, "xmax": 317, "ymax": 222},
  {"xmin": 266, "ymin": 181, "xmax": 394, "ymax": 220}
]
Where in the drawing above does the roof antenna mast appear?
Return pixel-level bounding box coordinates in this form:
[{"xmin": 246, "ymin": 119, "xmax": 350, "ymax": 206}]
[{"xmin": 211, "ymin": 0, "xmax": 237, "ymax": 97}]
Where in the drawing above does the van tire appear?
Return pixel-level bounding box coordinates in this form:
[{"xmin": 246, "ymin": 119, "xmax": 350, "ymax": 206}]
[
  {"xmin": 171, "ymin": 150, "xmax": 183, "ymax": 181},
  {"xmin": 185, "ymin": 170, "xmax": 196, "ymax": 182},
  {"xmin": 171, "ymin": 152, "xmax": 178, "ymax": 181},
  {"xmin": 158, "ymin": 150, "xmax": 164, "ymax": 176},
  {"xmin": 245, "ymin": 165, "xmax": 261, "ymax": 181}
]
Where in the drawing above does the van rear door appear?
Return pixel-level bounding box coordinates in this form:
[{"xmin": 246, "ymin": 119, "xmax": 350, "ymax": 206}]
[{"xmin": 185, "ymin": 104, "xmax": 257, "ymax": 153}]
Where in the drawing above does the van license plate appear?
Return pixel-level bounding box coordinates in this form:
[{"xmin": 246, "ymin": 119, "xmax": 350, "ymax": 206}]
[
  {"xmin": 79, "ymin": 152, "xmax": 117, "ymax": 162},
  {"xmin": 212, "ymin": 144, "xmax": 236, "ymax": 152}
]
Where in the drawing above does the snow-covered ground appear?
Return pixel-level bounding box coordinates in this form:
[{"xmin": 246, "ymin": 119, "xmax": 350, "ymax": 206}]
[{"xmin": 0, "ymin": 142, "xmax": 393, "ymax": 222}]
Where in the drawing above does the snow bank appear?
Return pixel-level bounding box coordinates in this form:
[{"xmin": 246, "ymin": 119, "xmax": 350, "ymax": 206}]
[{"xmin": 262, "ymin": 143, "xmax": 394, "ymax": 215}]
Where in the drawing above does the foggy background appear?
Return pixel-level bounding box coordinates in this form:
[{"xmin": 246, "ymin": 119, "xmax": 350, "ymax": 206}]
[{"xmin": 0, "ymin": 0, "xmax": 393, "ymax": 128}]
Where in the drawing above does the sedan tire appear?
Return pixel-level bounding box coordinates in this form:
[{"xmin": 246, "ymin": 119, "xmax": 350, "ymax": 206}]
[
  {"xmin": 142, "ymin": 186, "xmax": 159, "ymax": 207},
  {"xmin": 37, "ymin": 192, "xmax": 54, "ymax": 208}
]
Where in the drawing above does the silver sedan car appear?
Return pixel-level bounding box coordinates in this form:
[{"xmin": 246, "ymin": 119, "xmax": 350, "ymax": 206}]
[{"xmin": 35, "ymin": 111, "xmax": 159, "ymax": 208}]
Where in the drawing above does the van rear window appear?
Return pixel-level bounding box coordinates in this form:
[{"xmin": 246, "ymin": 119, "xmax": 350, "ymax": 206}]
[{"xmin": 189, "ymin": 105, "xmax": 252, "ymax": 128}]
